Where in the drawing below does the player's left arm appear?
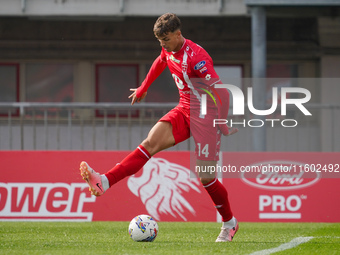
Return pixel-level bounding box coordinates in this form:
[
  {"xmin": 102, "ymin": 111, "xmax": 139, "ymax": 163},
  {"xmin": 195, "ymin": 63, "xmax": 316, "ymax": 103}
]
[
  {"xmin": 214, "ymin": 85, "xmax": 238, "ymax": 136},
  {"xmin": 192, "ymin": 54, "xmax": 238, "ymax": 136}
]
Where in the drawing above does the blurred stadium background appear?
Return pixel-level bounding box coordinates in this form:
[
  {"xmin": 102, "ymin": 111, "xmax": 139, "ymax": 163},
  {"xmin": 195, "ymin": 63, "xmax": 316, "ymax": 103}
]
[
  {"xmin": 0, "ymin": 0, "xmax": 339, "ymax": 152},
  {"xmin": 1, "ymin": 4, "xmax": 339, "ymax": 254}
]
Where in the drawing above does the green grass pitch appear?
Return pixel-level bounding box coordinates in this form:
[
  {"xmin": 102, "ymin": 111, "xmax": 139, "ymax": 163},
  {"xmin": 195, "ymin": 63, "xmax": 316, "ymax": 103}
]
[{"xmin": 0, "ymin": 222, "xmax": 339, "ymax": 254}]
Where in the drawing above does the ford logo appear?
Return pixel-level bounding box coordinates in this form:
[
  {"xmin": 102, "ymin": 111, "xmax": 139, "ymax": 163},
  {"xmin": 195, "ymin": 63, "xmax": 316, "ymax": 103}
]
[
  {"xmin": 194, "ymin": 61, "xmax": 206, "ymax": 70},
  {"xmin": 240, "ymin": 161, "xmax": 320, "ymax": 190}
]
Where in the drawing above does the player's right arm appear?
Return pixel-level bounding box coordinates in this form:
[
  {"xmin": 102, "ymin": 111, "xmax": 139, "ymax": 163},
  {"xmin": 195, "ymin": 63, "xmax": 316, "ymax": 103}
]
[{"xmin": 129, "ymin": 54, "xmax": 167, "ymax": 105}]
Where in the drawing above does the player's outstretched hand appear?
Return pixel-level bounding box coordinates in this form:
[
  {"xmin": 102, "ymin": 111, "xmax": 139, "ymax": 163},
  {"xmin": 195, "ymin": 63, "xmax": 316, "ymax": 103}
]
[{"xmin": 129, "ymin": 88, "xmax": 147, "ymax": 105}]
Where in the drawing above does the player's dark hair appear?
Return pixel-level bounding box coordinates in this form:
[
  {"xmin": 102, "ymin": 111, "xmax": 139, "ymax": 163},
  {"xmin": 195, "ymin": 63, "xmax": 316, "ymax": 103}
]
[{"xmin": 153, "ymin": 13, "xmax": 181, "ymax": 37}]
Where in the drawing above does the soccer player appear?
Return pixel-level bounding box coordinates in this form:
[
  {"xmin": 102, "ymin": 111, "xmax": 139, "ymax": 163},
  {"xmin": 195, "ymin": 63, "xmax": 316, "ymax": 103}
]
[{"xmin": 80, "ymin": 13, "xmax": 239, "ymax": 242}]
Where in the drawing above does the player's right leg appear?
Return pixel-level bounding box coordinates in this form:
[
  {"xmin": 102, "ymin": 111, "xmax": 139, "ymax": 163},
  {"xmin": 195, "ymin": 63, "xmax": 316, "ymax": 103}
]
[
  {"xmin": 80, "ymin": 161, "xmax": 109, "ymax": 197},
  {"xmin": 140, "ymin": 121, "xmax": 176, "ymax": 156},
  {"xmin": 103, "ymin": 121, "xmax": 175, "ymax": 187},
  {"xmin": 79, "ymin": 121, "xmax": 176, "ymax": 196}
]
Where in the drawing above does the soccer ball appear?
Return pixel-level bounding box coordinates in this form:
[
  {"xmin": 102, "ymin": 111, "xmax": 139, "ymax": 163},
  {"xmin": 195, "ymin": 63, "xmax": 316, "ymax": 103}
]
[{"xmin": 128, "ymin": 214, "xmax": 159, "ymax": 242}]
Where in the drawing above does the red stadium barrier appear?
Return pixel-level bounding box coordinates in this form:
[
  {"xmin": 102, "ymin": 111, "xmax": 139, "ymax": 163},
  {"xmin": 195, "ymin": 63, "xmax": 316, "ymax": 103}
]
[
  {"xmin": 222, "ymin": 152, "xmax": 340, "ymax": 223},
  {"xmin": 1, "ymin": 151, "xmax": 339, "ymax": 222}
]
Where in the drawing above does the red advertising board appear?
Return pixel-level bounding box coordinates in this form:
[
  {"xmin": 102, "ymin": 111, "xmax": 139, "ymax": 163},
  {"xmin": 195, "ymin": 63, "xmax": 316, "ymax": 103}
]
[
  {"xmin": 222, "ymin": 152, "xmax": 340, "ymax": 223},
  {"xmin": 0, "ymin": 151, "xmax": 339, "ymax": 222}
]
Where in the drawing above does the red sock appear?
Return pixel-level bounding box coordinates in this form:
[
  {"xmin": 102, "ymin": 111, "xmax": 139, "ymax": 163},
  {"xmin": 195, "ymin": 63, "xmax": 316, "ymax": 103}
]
[
  {"xmin": 105, "ymin": 145, "xmax": 151, "ymax": 187},
  {"xmin": 203, "ymin": 178, "xmax": 233, "ymax": 222}
]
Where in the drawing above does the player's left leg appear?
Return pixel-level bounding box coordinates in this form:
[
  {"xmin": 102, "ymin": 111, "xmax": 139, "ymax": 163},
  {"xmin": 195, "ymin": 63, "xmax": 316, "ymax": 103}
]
[
  {"xmin": 198, "ymin": 159, "xmax": 233, "ymax": 223},
  {"xmin": 191, "ymin": 104, "xmax": 238, "ymax": 242},
  {"xmin": 197, "ymin": 159, "xmax": 239, "ymax": 242}
]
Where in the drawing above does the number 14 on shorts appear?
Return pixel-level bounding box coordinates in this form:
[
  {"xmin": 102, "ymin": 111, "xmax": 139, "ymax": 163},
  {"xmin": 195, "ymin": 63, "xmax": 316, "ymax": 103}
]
[{"xmin": 197, "ymin": 143, "xmax": 209, "ymax": 158}]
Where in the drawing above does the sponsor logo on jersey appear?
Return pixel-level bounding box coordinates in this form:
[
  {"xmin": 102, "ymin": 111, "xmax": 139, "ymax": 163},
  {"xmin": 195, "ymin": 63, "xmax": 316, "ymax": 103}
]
[
  {"xmin": 170, "ymin": 55, "xmax": 180, "ymax": 64},
  {"xmin": 205, "ymin": 74, "xmax": 211, "ymax": 80},
  {"xmin": 182, "ymin": 62, "xmax": 188, "ymax": 73},
  {"xmin": 199, "ymin": 67, "xmax": 208, "ymax": 74},
  {"xmin": 194, "ymin": 60, "xmax": 206, "ymax": 70}
]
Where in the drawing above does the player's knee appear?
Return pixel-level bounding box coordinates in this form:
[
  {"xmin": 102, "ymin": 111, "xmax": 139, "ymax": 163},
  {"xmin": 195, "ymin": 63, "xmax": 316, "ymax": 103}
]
[
  {"xmin": 141, "ymin": 139, "xmax": 155, "ymax": 155},
  {"xmin": 200, "ymin": 177, "xmax": 215, "ymax": 185},
  {"xmin": 141, "ymin": 137, "xmax": 162, "ymax": 156}
]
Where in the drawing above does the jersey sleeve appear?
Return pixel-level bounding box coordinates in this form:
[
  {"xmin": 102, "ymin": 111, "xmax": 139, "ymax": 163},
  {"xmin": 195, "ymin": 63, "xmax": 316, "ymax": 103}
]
[
  {"xmin": 191, "ymin": 53, "xmax": 221, "ymax": 87},
  {"xmin": 136, "ymin": 53, "xmax": 167, "ymax": 98},
  {"xmin": 191, "ymin": 52, "xmax": 231, "ymax": 135}
]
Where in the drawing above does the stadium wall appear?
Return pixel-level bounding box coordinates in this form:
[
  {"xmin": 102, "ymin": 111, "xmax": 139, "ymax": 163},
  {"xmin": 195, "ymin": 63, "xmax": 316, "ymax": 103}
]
[
  {"xmin": 1, "ymin": 6, "xmax": 340, "ymax": 152},
  {"xmin": 1, "ymin": 151, "xmax": 339, "ymax": 222}
]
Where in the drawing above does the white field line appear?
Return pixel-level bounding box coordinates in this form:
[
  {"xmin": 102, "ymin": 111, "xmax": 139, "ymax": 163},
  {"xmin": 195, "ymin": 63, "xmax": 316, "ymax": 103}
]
[
  {"xmin": 250, "ymin": 236, "xmax": 314, "ymax": 255},
  {"xmin": 316, "ymin": 236, "xmax": 340, "ymax": 239}
]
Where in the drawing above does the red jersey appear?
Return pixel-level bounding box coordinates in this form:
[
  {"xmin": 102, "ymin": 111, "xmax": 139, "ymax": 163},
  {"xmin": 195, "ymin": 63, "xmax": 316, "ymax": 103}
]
[
  {"xmin": 137, "ymin": 39, "xmax": 221, "ymax": 111},
  {"xmin": 137, "ymin": 38, "xmax": 230, "ymax": 136}
]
